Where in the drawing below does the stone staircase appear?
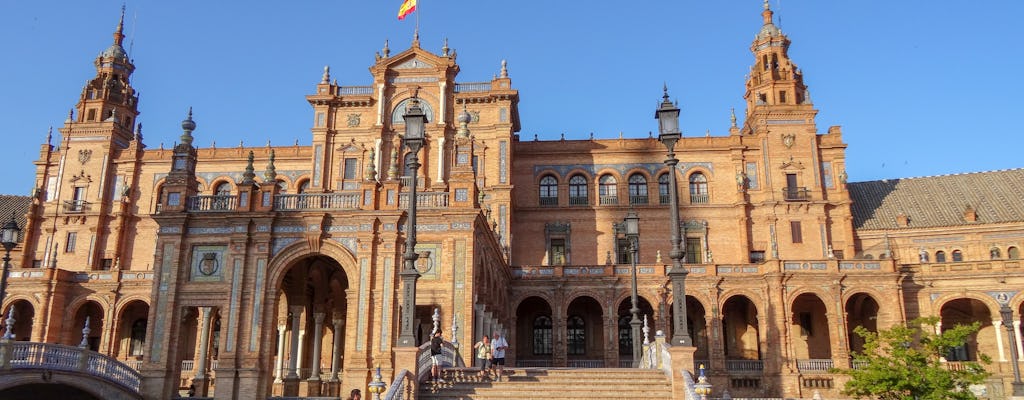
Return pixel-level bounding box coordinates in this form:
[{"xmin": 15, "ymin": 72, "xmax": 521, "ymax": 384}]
[{"xmin": 419, "ymin": 367, "xmax": 674, "ymax": 400}]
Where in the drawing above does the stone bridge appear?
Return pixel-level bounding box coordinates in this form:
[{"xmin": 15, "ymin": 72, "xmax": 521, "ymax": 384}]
[{"xmin": 0, "ymin": 341, "xmax": 142, "ymax": 400}]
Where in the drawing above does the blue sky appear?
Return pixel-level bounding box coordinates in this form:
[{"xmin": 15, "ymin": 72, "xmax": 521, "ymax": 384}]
[{"xmin": 2, "ymin": 1, "xmax": 1022, "ymax": 194}]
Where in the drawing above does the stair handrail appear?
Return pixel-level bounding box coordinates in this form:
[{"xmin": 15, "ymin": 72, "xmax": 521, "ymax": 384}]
[
  {"xmin": 639, "ymin": 330, "xmax": 673, "ymax": 377},
  {"xmin": 415, "ymin": 339, "xmax": 465, "ymax": 383},
  {"xmin": 382, "ymin": 368, "xmax": 416, "ymax": 400},
  {"xmin": 681, "ymin": 368, "xmax": 700, "ymax": 400}
]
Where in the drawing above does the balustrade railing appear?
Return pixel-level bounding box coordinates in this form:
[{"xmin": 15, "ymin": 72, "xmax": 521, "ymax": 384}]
[
  {"xmin": 454, "ymin": 82, "xmax": 491, "ymax": 93},
  {"xmin": 63, "ymin": 200, "xmax": 91, "ymax": 213},
  {"xmin": 339, "ymin": 86, "xmax": 373, "ymax": 95},
  {"xmin": 187, "ymin": 195, "xmax": 237, "ymax": 212},
  {"xmin": 398, "ymin": 192, "xmax": 449, "ymax": 209},
  {"xmin": 383, "ymin": 368, "xmax": 416, "ymax": 400},
  {"xmin": 782, "ymin": 187, "xmax": 810, "ymax": 201},
  {"xmin": 796, "ymin": 358, "xmax": 834, "ymax": 372},
  {"xmin": 181, "ymin": 359, "xmax": 195, "ymax": 373},
  {"xmin": 599, "ymin": 195, "xmax": 618, "ymax": 205},
  {"xmin": 725, "ymin": 359, "xmax": 764, "ymax": 372},
  {"xmin": 568, "ymin": 196, "xmax": 588, "ymax": 206},
  {"xmin": 690, "ymin": 193, "xmax": 709, "ymax": 204},
  {"xmin": 274, "ymin": 193, "xmax": 361, "ymax": 211},
  {"xmin": 567, "ymin": 359, "xmax": 605, "ymax": 368},
  {"xmin": 3, "ymin": 342, "xmax": 141, "ymax": 392},
  {"xmin": 539, "ymin": 196, "xmax": 558, "ymax": 206},
  {"xmin": 628, "ymin": 195, "xmax": 649, "ymax": 205},
  {"xmin": 415, "ymin": 340, "xmax": 462, "ymax": 382},
  {"xmin": 515, "ymin": 359, "xmax": 553, "ymax": 367}
]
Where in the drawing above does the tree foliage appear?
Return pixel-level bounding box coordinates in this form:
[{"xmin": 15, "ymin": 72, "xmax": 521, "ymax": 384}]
[{"xmin": 836, "ymin": 317, "xmax": 990, "ymax": 400}]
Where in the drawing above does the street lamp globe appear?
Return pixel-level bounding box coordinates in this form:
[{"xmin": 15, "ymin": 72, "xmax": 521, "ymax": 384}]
[{"xmin": 1, "ymin": 214, "xmax": 19, "ymax": 252}]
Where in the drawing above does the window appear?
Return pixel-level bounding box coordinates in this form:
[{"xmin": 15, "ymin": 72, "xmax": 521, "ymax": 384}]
[
  {"xmin": 991, "ymin": 247, "xmax": 1002, "ymax": 260},
  {"xmin": 214, "ymin": 182, "xmax": 231, "ymax": 196},
  {"xmin": 567, "ymin": 315, "xmax": 585, "ymax": 355},
  {"xmin": 618, "ymin": 315, "xmax": 633, "ymax": 356},
  {"xmin": 568, "ymin": 175, "xmax": 588, "ymax": 206},
  {"xmin": 129, "ymin": 319, "xmax": 147, "ymax": 357},
  {"xmin": 315, "ymin": 112, "xmax": 325, "ymax": 127},
  {"xmin": 70, "ymin": 186, "xmax": 86, "ymax": 212},
  {"xmin": 935, "ymin": 251, "xmax": 947, "ymax": 263},
  {"xmin": 658, "ymin": 173, "xmax": 671, "ymax": 204},
  {"xmin": 779, "ymin": 91, "xmax": 787, "ymax": 104},
  {"xmin": 343, "ymin": 158, "xmax": 358, "ymax": 180},
  {"xmin": 749, "ymin": 251, "xmax": 766, "ymax": 263},
  {"xmin": 688, "ymin": 173, "xmax": 708, "ymax": 204},
  {"xmin": 1010, "ymin": 246, "xmax": 1020, "ymax": 260},
  {"xmin": 617, "ymin": 237, "xmax": 632, "ymax": 264},
  {"xmin": 101, "ymin": 258, "xmax": 113, "ymax": 271},
  {"xmin": 66, "ymin": 232, "xmax": 77, "ymax": 253},
  {"xmin": 277, "ymin": 181, "xmax": 288, "ymax": 194},
  {"xmin": 533, "ymin": 316, "xmax": 552, "ymax": 355},
  {"xmin": 685, "ymin": 238, "xmax": 703, "ymax": 264},
  {"xmin": 539, "ymin": 175, "xmax": 558, "ymax": 206},
  {"xmin": 952, "ymin": 250, "xmax": 963, "ymax": 262},
  {"xmin": 791, "ymin": 221, "xmax": 803, "ymax": 244},
  {"xmin": 550, "ymin": 238, "xmax": 566, "ymax": 265},
  {"xmin": 628, "ymin": 174, "xmax": 648, "ymax": 205},
  {"xmin": 799, "ymin": 312, "xmax": 813, "ymax": 336},
  {"xmin": 599, "ymin": 175, "xmax": 618, "ymax": 205},
  {"xmin": 87, "ymin": 109, "xmax": 97, "ymax": 121},
  {"xmin": 297, "ymin": 180, "xmax": 310, "ymax": 194}
]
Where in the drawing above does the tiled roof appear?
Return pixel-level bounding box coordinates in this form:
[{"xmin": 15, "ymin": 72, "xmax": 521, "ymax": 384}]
[
  {"xmin": 848, "ymin": 168, "xmax": 1024, "ymax": 230},
  {"xmin": 0, "ymin": 195, "xmax": 31, "ymax": 239}
]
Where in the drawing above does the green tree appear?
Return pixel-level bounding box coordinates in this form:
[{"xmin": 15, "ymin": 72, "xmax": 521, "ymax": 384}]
[{"xmin": 836, "ymin": 317, "xmax": 990, "ymax": 400}]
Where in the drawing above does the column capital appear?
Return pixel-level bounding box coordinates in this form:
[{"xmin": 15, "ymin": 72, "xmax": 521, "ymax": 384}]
[
  {"xmin": 314, "ymin": 312, "xmax": 326, "ymax": 324},
  {"xmin": 289, "ymin": 305, "xmax": 305, "ymax": 314}
]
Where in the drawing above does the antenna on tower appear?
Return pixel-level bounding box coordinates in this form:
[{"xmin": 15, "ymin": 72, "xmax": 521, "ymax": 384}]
[
  {"xmin": 776, "ymin": 0, "xmax": 783, "ymax": 29},
  {"xmin": 128, "ymin": 6, "xmax": 138, "ymax": 56}
]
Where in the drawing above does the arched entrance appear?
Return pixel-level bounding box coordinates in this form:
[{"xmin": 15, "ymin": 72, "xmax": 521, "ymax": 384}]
[
  {"xmin": 114, "ymin": 300, "xmax": 149, "ymax": 364},
  {"xmin": 722, "ymin": 295, "xmax": 760, "ymax": 360},
  {"xmin": 1, "ymin": 300, "xmax": 35, "ymax": 341},
  {"xmin": 616, "ymin": 296, "xmax": 654, "ymax": 365},
  {"xmin": 686, "ymin": 297, "xmax": 709, "ymax": 361},
  {"xmin": 941, "ymin": 298, "xmax": 994, "ymax": 362},
  {"xmin": 565, "ymin": 296, "xmax": 604, "ymax": 367},
  {"xmin": 0, "ymin": 383, "xmax": 102, "ymax": 400},
  {"xmin": 515, "ymin": 296, "xmax": 553, "ymax": 367},
  {"xmin": 68, "ymin": 300, "xmax": 105, "ymax": 350},
  {"xmin": 271, "ymin": 255, "xmax": 349, "ymax": 397},
  {"xmin": 791, "ymin": 293, "xmax": 832, "ymax": 372},
  {"xmin": 845, "ymin": 293, "xmax": 879, "ymax": 354}
]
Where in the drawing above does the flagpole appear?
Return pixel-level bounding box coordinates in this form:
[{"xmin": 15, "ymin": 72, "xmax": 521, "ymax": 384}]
[{"xmin": 415, "ymin": 0, "xmax": 420, "ymax": 38}]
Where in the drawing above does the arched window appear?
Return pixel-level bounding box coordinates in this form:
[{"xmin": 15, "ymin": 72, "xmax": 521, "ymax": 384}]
[
  {"xmin": 618, "ymin": 315, "xmax": 633, "ymax": 356},
  {"xmin": 539, "ymin": 175, "xmax": 558, "ymax": 206},
  {"xmin": 689, "ymin": 173, "xmax": 708, "ymax": 204},
  {"xmin": 599, "ymin": 175, "xmax": 618, "ymax": 205},
  {"xmin": 658, "ymin": 173, "xmax": 671, "ymax": 204},
  {"xmin": 214, "ymin": 182, "xmax": 231, "ymax": 196},
  {"xmin": 952, "ymin": 250, "xmax": 963, "ymax": 262},
  {"xmin": 628, "ymin": 174, "xmax": 648, "ymax": 205},
  {"xmin": 567, "ymin": 315, "xmax": 585, "ymax": 355},
  {"xmin": 277, "ymin": 181, "xmax": 288, "ymax": 194},
  {"xmin": 568, "ymin": 175, "xmax": 588, "ymax": 206},
  {"xmin": 129, "ymin": 318, "xmax": 147, "ymax": 356},
  {"xmin": 1010, "ymin": 246, "xmax": 1021, "ymax": 260},
  {"xmin": 935, "ymin": 251, "xmax": 947, "ymax": 263},
  {"xmin": 297, "ymin": 180, "xmax": 310, "ymax": 194},
  {"xmin": 533, "ymin": 316, "xmax": 553, "ymax": 355},
  {"xmin": 991, "ymin": 247, "xmax": 1002, "ymax": 260}
]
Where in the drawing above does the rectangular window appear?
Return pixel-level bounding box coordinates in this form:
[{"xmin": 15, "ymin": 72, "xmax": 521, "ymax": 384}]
[
  {"xmin": 32, "ymin": 260, "xmax": 42, "ymax": 268},
  {"xmin": 617, "ymin": 238, "xmax": 631, "ymax": 264},
  {"xmin": 101, "ymin": 258, "xmax": 113, "ymax": 270},
  {"xmin": 66, "ymin": 232, "xmax": 77, "ymax": 253},
  {"xmin": 168, "ymin": 192, "xmax": 181, "ymax": 206},
  {"xmin": 779, "ymin": 91, "xmax": 787, "ymax": 104},
  {"xmin": 749, "ymin": 251, "xmax": 766, "ymax": 263},
  {"xmin": 745, "ymin": 163, "xmax": 759, "ymax": 189},
  {"xmin": 87, "ymin": 109, "xmax": 97, "ymax": 121},
  {"xmin": 821, "ymin": 161, "xmax": 834, "ymax": 189},
  {"xmin": 549, "ymin": 238, "xmax": 566, "ymax": 266},
  {"xmin": 315, "ymin": 112, "xmax": 325, "ymax": 127},
  {"xmin": 46, "ymin": 177, "xmax": 58, "ymax": 201},
  {"xmin": 685, "ymin": 238, "xmax": 703, "ymax": 264},
  {"xmin": 791, "ymin": 221, "xmax": 803, "ymax": 243},
  {"xmin": 343, "ymin": 158, "xmax": 358, "ymax": 180}
]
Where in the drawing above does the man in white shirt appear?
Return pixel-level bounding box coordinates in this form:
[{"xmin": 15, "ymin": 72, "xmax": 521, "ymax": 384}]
[{"xmin": 491, "ymin": 331, "xmax": 509, "ymax": 381}]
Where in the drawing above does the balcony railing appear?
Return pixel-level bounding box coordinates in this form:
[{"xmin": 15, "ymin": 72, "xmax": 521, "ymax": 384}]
[
  {"xmin": 275, "ymin": 193, "xmax": 360, "ymax": 211},
  {"xmin": 659, "ymin": 194, "xmax": 670, "ymax": 204},
  {"xmin": 454, "ymin": 82, "xmax": 491, "ymax": 93},
  {"xmin": 5, "ymin": 342, "xmax": 141, "ymax": 392},
  {"xmin": 187, "ymin": 195, "xmax": 236, "ymax": 212},
  {"xmin": 797, "ymin": 359, "xmax": 834, "ymax": 372},
  {"xmin": 398, "ymin": 192, "xmax": 449, "ymax": 208},
  {"xmin": 782, "ymin": 187, "xmax": 810, "ymax": 201},
  {"xmin": 690, "ymin": 193, "xmax": 709, "ymax": 204},
  {"xmin": 539, "ymin": 196, "xmax": 558, "ymax": 206},
  {"xmin": 338, "ymin": 86, "xmax": 373, "ymax": 95},
  {"xmin": 599, "ymin": 195, "xmax": 618, "ymax": 205},
  {"xmin": 725, "ymin": 359, "xmax": 764, "ymax": 372},
  {"xmin": 629, "ymin": 195, "xmax": 648, "ymax": 205},
  {"xmin": 63, "ymin": 200, "xmax": 91, "ymax": 213},
  {"xmin": 568, "ymin": 196, "xmax": 588, "ymax": 206}
]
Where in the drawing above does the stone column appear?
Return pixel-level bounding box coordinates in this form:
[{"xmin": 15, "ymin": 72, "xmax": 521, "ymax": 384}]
[
  {"xmin": 1014, "ymin": 320, "xmax": 1024, "ymax": 360},
  {"xmin": 286, "ymin": 306, "xmax": 303, "ymax": 379},
  {"xmin": 193, "ymin": 307, "xmax": 213, "ymax": 396},
  {"xmin": 275, "ymin": 323, "xmax": 286, "ymax": 383},
  {"xmin": 307, "ymin": 312, "xmax": 326, "ymax": 395},
  {"xmin": 296, "ymin": 330, "xmax": 306, "ymax": 377},
  {"xmin": 996, "ymin": 320, "xmax": 1007, "ymax": 362},
  {"xmin": 330, "ymin": 318, "xmax": 344, "ymax": 381}
]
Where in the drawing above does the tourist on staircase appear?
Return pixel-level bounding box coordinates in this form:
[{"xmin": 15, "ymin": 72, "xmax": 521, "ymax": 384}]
[
  {"xmin": 473, "ymin": 335, "xmax": 493, "ymax": 380},
  {"xmin": 491, "ymin": 331, "xmax": 509, "ymax": 382}
]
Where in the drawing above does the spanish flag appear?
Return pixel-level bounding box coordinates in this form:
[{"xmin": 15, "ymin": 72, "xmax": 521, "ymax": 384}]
[{"xmin": 398, "ymin": 0, "xmax": 416, "ymax": 20}]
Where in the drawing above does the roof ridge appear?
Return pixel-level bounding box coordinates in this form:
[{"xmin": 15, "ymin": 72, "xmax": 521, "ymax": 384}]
[{"xmin": 849, "ymin": 167, "xmax": 1024, "ymax": 184}]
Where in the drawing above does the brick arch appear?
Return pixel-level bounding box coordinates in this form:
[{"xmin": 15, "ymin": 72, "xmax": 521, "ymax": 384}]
[
  {"xmin": 931, "ymin": 293, "xmax": 1001, "ymax": 317},
  {"xmin": 112, "ymin": 297, "xmax": 150, "ymax": 322},
  {"xmin": 511, "ymin": 292, "xmax": 555, "ymax": 312},
  {"xmin": 718, "ymin": 289, "xmax": 766, "ymax": 312},
  {"xmin": 624, "ymin": 168, "xmax": 653, "ymax": 182},
  {"xmin": 208, "ymin": 176, "xmax": 236, "ymax": 194},
  {"xmin": 594, "ymin": 168, "xmax": 622, "ymax": 182},
  {"xmin": 0, "ymin": 294, "xmax": 40, "ymax": 315},
  {"xmin": 0, "ymin": 370, "xmax": 141, "ymax": 400},
  {"xmin": 682, "ymin": 165, "xmax": 714, "ymax": 179},
  {"xmin": 786, "ymin": 288, "xmax": 836, "ymax": 316},
  {"xmin": 534, "ymin": 170, "xmax": 562, "ymax": 184},
  {"xmin": 65, "ymin": 295, "xmax": 112, "ymax": 319},
  {"xmin": 561, "ymin": 291, "xmax": 610, "ymax": 315},
  {"xmin": 266, "ymin": 239, "xmax": 359, "ymax": 297}
]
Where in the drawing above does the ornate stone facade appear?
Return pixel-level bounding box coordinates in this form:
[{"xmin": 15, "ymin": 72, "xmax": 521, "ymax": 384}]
[{"xmin": 2, "ymin": 4, "xmax": 1023, "ymax": 399}]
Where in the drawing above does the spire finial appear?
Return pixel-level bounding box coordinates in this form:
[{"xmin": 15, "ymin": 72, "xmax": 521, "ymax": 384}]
[
  {"xmin": 113, "ymin": 4, "xmax": 126, "ymax": 45},
  {"xmin": 662, "ymin": 83, "xmax": 671, "ymax": 103},
  {"xmin": 442, "ymin": 37, "xmax": 450, "ymax": 57},
  {"xmin": 180, "ymin": 107, "xmax": 196, "ymax": 145},
  {"xmin": 242, "ymin": 150, "xmax": 256, "ymax": 185},
  {"xmin": 764, "ymin": 0, "xmax": 770, "ymax": 10},
  {"xmin": 457, "ymin": 104, "xmax": 471, "ymax": 138},
  {"xmin": 135, "ymin": 122, "xmax": 143, "ymax": 141},
  {"xmin": 413, "ymin": 28, "xmax": 420, "ymax": 46},
  {"xmin": 264, "ymin": 149, "xmax": 278, "ymax": 182},
  {"xmin": 730, "ymin": 108, "xmax": 737, "ymax": 128},
  {"xmin": 500, "ymin": 60, "xmax": 508, "ymax": 78},
  {"xmin": 46, "ymin": 126, "xmax": 53, "ymax": 145},
  {"xmin": 762, "ymin": 0, "xmax": 774, "ymax": 25},
  {"xmin": 66, "ymin": 109, "xmax": 74, "ymax": 123},
  {"xmin": 321, "ymin": 65, "xmax": 330, "ymax": 84},
  {"xmin": 382, "ymin": 39, "xmax": 390, "ymax": 58}
]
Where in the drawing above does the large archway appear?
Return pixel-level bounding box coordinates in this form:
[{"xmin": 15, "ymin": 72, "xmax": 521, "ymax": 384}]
[
  {"xmin": 565, "ymin": 296, "xmax": 604, "ymax": 367},
  {"xmin": 515, "ymin": 296, "xmax": 553, "ymax": 367},
  {"xmin": 941, "ymin": 298, "xmax": 994, "ymax": 362},
  {"xmin": 722, "ymin": 295, "xmax": 760, "ymax": 361},
  {"xmin": 845, "ymin": 293, "xmax": 879, "ymax": 355},
  {"xmin": 270, "ymin": 254, "xmax": 349, "ymax": 397},
  {"xmin": 791, "ymin": 293, "xmax": 832, "ymax": 371},
  {"xmin": 686, "ymin": 296, "xmax": 709, "ymax": 361},
  {"xmin": 114, "ymin": 300, "xmax": 149, "ymax": 364},
  {"xmin": 0, "ymin": 383, "xmax": 102, "ymax": 400},
  {"xmin": 616, "ymin": 296, "xmax": 654, "ymax": 365},
  {"xmin": 68, "ymin": 300, "xmax": 105, "ymax": 350}
]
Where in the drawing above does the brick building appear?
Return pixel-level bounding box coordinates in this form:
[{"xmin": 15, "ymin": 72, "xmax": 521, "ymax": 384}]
[{"xmin": 2, "ymin": 3, "xmax": 1023, "ymax": 399}]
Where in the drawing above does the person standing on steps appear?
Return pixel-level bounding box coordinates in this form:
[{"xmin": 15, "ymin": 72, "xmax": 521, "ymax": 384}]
[
  {"xmin": 473, "ymin": 334, "xmax": 493, "ymax": 379},
  {"xmin": 430, "ymin": 330, "xmax": 446, "ymax": 383},
  {"xmin": 491, "ymin": 331, "xmax": 509, "ymax": 381}
]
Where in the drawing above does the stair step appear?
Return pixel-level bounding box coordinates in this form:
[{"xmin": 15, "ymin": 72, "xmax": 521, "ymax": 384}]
[{"xmin": 423, "ymin": 368, "xmax": 674, "ymax": 400}]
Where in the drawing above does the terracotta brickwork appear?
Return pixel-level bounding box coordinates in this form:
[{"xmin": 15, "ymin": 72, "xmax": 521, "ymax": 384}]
[{"xmin": 2, "ymin": 4, "xmax": 1023, "ymax": 400}]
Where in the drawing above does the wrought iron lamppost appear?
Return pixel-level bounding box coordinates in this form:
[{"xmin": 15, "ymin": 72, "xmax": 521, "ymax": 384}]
[
  {"xmin": 624, "ymin": 210, "xmax": 643, "ymax": 366},
  {"xmin": 398, "ymin": 94, "xmax": 427, "ymax": 347},
  {"xmin": 0, "ymin": 213, "xmax": 22, "ymax": 314},
  {"xmin": 655, "ymin": 86, "xmax": 692, "ymax": 346},
  {"xmin": 1000, "ymin": 303, "xmax": 1024, "ymax": 395}
]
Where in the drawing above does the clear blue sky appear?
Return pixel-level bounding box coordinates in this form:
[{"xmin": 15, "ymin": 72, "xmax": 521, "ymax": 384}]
[{"xmin": 2, "ymin": 1, "xmax": 1022, "ymax": 194}]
